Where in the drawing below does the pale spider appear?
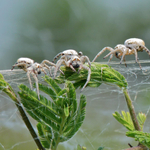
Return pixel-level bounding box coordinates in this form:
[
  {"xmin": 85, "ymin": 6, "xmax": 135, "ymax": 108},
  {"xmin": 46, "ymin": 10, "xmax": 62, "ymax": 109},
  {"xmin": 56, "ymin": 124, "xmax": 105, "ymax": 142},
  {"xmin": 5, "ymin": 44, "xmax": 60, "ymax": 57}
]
[
  {"xmin": 92, "ymin": 38, "xmax": 150, "ymax": 69},
  {"xmin": 12, "ymin": 57, "xmax": 56, "ymax": 99},
  {"xmin": 52, "ymin": 49, "xmax": 91, "ymax": 91}
]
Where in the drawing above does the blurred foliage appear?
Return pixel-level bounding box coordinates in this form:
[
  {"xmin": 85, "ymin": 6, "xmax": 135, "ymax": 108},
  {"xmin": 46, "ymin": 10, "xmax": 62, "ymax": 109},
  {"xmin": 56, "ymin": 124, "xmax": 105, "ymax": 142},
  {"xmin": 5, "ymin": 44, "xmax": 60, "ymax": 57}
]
[{"xmin": 77, "ymin": 145, "xmax": 87, "ymax": 150}]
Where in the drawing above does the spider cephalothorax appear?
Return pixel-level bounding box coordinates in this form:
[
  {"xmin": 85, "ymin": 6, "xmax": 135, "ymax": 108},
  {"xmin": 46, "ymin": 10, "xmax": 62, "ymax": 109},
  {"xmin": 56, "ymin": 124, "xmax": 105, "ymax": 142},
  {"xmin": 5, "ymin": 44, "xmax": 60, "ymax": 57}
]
[
  {"xmin": 92, "ymin": 38, "xmax": 150, "ymax": 69},
  {"xmin": 52, "ymin": 49, "xmax": 83, "ymax": 62},
  {"xmin": 52, "ymin": 49, "xmax": 91, "ymax": 91},
  {"xmin": 12, "ymin": 57, "xmax": 56, "ymax": 99}
]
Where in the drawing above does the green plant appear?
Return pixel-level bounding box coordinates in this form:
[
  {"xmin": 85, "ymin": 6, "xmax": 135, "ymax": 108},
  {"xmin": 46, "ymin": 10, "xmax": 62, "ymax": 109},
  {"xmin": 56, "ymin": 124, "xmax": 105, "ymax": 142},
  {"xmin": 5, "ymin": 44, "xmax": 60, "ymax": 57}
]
[
  {"xmin": 18, "ymin": 76, "xmax": 86, "ymax": 150},
  {"xmin": 0, "ymin": 62, "xmax": 149, "ymax": 149},
  {"xmin": 0, "ymin": 73, "xmax": 45, "ymax": 150},
  {"xmin": 56, "ymin": 62, "xmax": 147, "ymax": 149}
]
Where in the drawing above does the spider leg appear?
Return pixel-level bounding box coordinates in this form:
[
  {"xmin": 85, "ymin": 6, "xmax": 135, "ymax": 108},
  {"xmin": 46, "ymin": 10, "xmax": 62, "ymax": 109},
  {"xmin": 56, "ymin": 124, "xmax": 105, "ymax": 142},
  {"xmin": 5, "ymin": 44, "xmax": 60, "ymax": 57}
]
[
  {"xmin": 41, "ymin": 60, "xmax": 64, "ymax": 76},
  {"xmin": 141, "ymin": 45, "xmax": 150, "ymax": 56},
  {"xmin": 41, "ymin": 60, "xmax": 56, "ymax": 75},
  {"xmin": 31, "ymin": 72, "xmax": 40, "ymax": 100},
  {"xmin": 69, "ymin": 65, "xmax": 77, "ymax": 72},
  {"xmin": 80, "ymin": 65, "xmax": 91, "ymax": 92},
  {"xmin": 52, "ymin": 52, "xmax": 63, "ymax": 63},
  {"xmin": 78, "ymin": 56, "xmax": 91, "ymax": 74},
  {"xmin": 132, "ymin": 48, "xmax": 138, "ymax": 63},
  {"xmin": 92, "ymin": 47, "xmax": 115, "ymax": 62},
  {"xmin": 11, "ymin": 65, "xmax": 15, "ymax": 70},
  {"xmin": 136, "ymin": 57, "xmax": 142, "ymax": 70},
  {"xmin": 41, "ymin": 60, "xmax": 56, "ymax": 67},
  {"xmin": 103, "ymin": 49, "xmax": 122, "ymax": 59},
  {"xmin": 138, "ymin": 61, "xmax": 142, "ymax": 70},
  {"xmin": 11, "ymin": 63, "xmax": 28, "ymax": 71},
  {"xmin": 36, "ymin": 64, "xmax": 47, "ymax": 75},
  {"xmin": 27, "ymin": 71, "xmax": 33, "ymax": 90},
  {"xmin": 120, "ymin": 48, "xmax": 127, "ymax": 64},
  {"xmin": 80, "ymin": 56, "xmax": 91, "ymax": 68},
  {"xmin": 108, "ymin": 54, "xmax": 114, "ymax": 62},
  {"xmin": 65, "ymin": 58, "xmax": 77, "ymax": 72},
  {"xmin": 53, "ymin": 59, "xmax": 65, "ymax": 78},
  {"xmin": 123, "ymin": 57, "xmax": 127, "ymax": 67},
  {"xmin": 43, "ymin": 64, "xmax": 52, "ymax": 75}
]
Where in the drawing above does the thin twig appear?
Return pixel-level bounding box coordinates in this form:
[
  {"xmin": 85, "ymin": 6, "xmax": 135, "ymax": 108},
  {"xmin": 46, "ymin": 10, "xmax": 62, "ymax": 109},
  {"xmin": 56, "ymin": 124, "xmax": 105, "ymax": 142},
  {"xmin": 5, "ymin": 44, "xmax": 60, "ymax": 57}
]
[{"xmin": 123, "ymin": 88, "xmax": 141, "ymax": 131}]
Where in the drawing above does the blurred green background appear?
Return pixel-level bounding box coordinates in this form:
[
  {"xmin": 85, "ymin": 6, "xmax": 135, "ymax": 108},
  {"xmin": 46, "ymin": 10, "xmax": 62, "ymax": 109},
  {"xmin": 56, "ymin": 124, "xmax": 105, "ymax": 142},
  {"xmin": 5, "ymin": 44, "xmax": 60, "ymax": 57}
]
[
  {"xmin": 1, "ymin": 0, "xmax": 150, "ymax": 150},
  {"xmin": 1, "ymin": 0, "xmax": 150, "ymax": 69}
]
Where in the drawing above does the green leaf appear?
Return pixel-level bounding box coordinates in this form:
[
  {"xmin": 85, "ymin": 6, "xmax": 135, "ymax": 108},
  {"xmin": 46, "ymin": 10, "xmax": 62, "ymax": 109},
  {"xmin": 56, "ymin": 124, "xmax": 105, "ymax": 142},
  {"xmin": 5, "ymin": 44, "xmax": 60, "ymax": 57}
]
[
  {"xmin": 18, "ymin": 77, "xmax": 86, "ymax": 149},
  {"xmin": 126, "ymin": 131, "xmax": 150, "ymax": 148},
  {"xmin": 137, "ymin": 112, "xmax": 146, "ymax": 131},
  {"xmin": 56, "ymin": 88, "xmax": 67, "ymax": 107},
  {"xmin": 37, "ymin": 123, "xmax": 51, "ymax": 149},
  {"xmin": 66, "ymin": 81, "xmax": 76, "ymax": 102},
  {"xmin": 0, "ymin": 73, "xmax": 17, "ymax": 102},
  {"xmin": 44, "ymin": 75, "xmax": 61, "ymax": 94},
  {"xmin": 64, "ymin": 105, "xmax": 69, "ymax": 117},
  {"xmin": 113, "ymin": 111, "xmax": 146, "ymax": 131},
  {"xmin": 63, "ymin": 94, "xmax": 86, "ymax": 140},
  {"xmin": 56, "ymin": 62, "xmax": 127, "ymax": 90},
  {"xmin": 113, "ymin": 111, "xmax": 134, "ymax": 131},
  {"xmin": 38, "ymin": 83, "xmax": 57, "ymax": 101},
  {"xmin": 66, "ymin": 81, "xmax": 77, "ymax": 113},
  {"xmin": 18, "ymin": 85, "xmax": 61, "ymax": 131}
]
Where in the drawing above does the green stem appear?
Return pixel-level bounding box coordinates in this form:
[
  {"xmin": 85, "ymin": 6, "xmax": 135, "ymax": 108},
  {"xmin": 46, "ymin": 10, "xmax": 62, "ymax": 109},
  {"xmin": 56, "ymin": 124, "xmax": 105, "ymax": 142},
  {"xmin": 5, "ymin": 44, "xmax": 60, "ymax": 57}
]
[
  {"xmin": 53, "ymin": 113, "xmax": 66, "ymax": 150},
  {"xmin": 123, "ymin": 88, "xmax": 141, "ymax": 131},
  {"xmin": 16, "ymin": 102, "xmax": 45, "ymax": 150},
  {"xmin": 4, "ymin": 87, "xmax": 45, "ymax": 150}
]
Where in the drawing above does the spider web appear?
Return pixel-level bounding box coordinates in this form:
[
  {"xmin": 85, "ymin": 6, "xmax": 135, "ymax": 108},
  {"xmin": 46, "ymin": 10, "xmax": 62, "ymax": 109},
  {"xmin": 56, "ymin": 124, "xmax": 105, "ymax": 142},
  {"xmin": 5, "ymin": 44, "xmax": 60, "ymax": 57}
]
[{"xmin": 0, "ymin": 60, "xmax": 150, "ymax": 150}]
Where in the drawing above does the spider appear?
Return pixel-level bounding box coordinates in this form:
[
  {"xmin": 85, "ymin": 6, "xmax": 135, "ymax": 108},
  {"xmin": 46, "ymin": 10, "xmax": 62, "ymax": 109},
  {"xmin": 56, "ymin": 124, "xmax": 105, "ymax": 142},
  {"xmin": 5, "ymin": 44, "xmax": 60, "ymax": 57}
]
[
  {"xmin": 11, "ymin": 57, "xmax": 56, "ymax": 99},
  {"xmin": 92, "ymin": 38, "xmax": 150, "ymax": 69},
  {"xmin": 52, "ymin": 49, "xmax": 91, "ymax": 91}
]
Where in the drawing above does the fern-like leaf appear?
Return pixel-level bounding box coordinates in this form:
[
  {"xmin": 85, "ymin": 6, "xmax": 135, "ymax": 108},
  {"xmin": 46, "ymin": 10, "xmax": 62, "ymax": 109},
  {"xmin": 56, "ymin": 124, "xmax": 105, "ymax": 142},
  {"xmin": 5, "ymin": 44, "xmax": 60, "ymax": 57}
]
[
  {"xmin": 113, "ymin": 111, "xmax": 146, "ymax": 131},
  {"xmin": 113, "ymin": 111, "xmax": 134, "ymax": 131},
  {"xmin": 38, "ymin": 83, "xmax": 57, "ymax": 101},
  {"xmin": 63, "ymin": 94, "xmax": 86, "ymax": 140},
  {"xmin": 18, "ymin": 77, "xmax": 86, "ymax": 150},
  {"xmin": 56, "ymin": 62, "xmax": 127, "ymax": 89},
  {"xmin": 126, "ymin": 131, "xmax": 150, "ymax": 148},
  {"xmin": 44, "ymin": 75, "xmax": 61, "ymax": 94},
  {"xmin": 37, "ymin": 123, "xmax": 52, "ymax": 148}
]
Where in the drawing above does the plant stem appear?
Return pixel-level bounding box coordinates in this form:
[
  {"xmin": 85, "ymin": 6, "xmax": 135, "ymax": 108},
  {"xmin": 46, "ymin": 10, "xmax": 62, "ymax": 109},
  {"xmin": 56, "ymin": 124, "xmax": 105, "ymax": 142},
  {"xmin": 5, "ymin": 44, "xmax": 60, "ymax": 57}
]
[
  {"xmin": 4, "ymin": 86, "xmax": 45, "ymax": 150},
  {"xmin": 53, "ymin": 113, "xmax": 66, "ymax": 150},
  {"xmin": 123, "ymin": 89, "xmax": 148, "ymax": 149},
  {"xmin": 123, "ymin": 88, "xmax": 141, "ymax": 131},
  {"xmin": 16, "ymin": 102, "xmax": 45, "ymax": 150},
  {"xmin": 125, "ymin": 145, "xmax": 148, "ymax": 150}
]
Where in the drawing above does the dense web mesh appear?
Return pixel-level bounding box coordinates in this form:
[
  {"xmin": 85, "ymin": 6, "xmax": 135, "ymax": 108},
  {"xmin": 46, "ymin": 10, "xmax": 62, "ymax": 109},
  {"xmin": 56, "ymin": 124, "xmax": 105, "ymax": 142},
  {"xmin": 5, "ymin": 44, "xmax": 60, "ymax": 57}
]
[{"xmin": 1, "ymin": 60, "xmax": 150, "ymax": 150}]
